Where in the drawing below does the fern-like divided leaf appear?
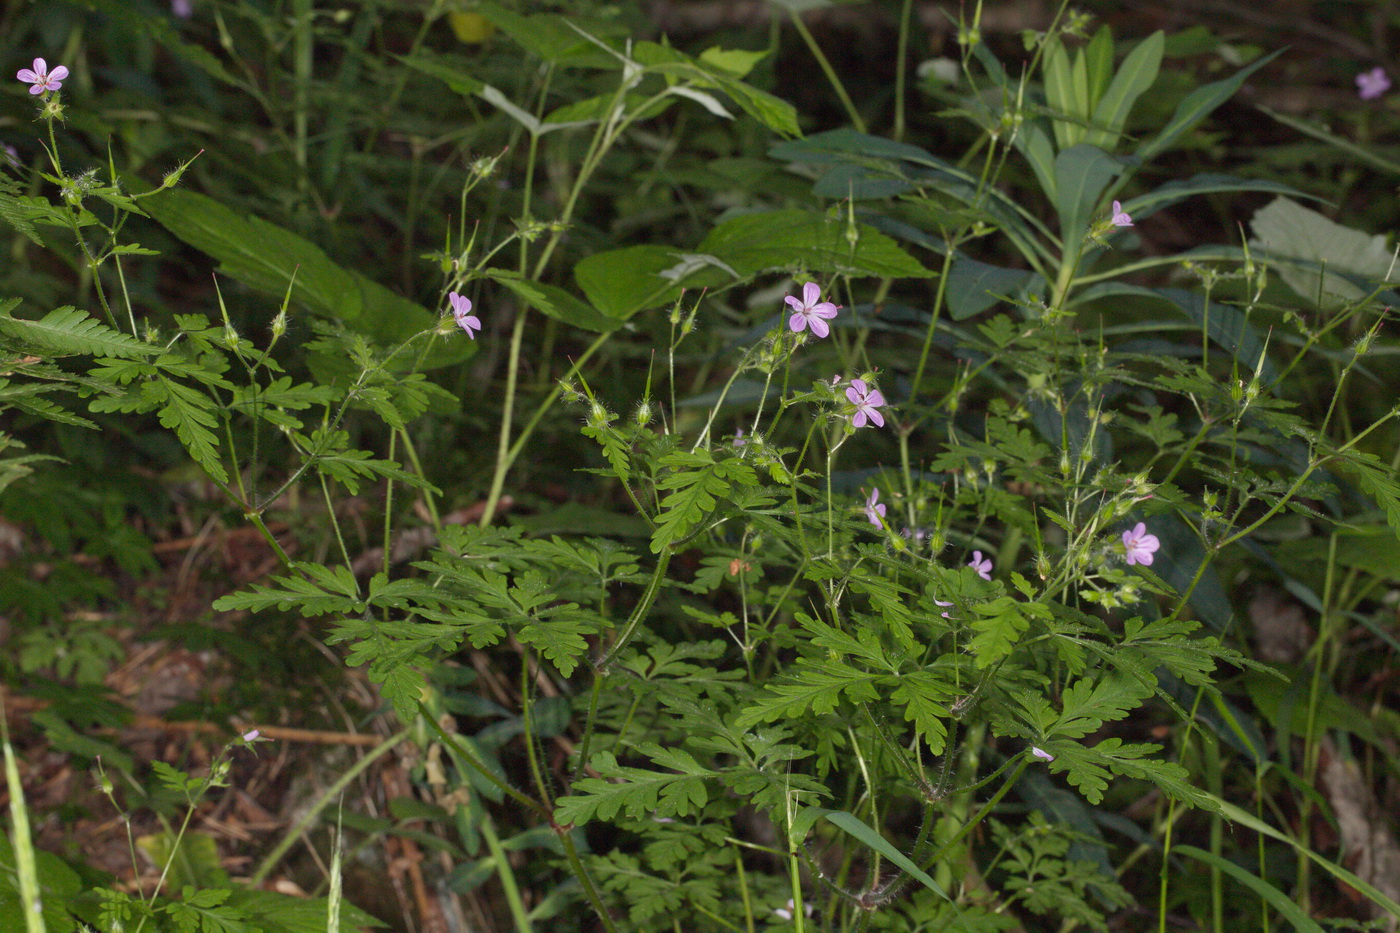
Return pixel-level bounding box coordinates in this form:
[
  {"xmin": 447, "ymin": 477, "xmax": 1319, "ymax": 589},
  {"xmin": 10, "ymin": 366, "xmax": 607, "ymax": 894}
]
[
  {"xmin": 1047, "ymin": 737, "xmax": 1216, "ymax": 811},
  {"xmin": 555, "ymin": 745, "xmax": 716, "ymax": 826},
  {"xmin": 734, "ymin": 659, "xmax": 882, "ymax": 728},
  {"xmin": 0, "ymin": 304, "xmax": 156, "ymax": 358},
  {"xmin": 212, "ymin": 562, "xmax": 363, "ymax": 616},
  {"xmin": 651, "ymin": 451, "xmax": 757, "ymax": 553},
  {"xmin": 151, "ymin": 375, "xmax": 229, "ymax": 485}
]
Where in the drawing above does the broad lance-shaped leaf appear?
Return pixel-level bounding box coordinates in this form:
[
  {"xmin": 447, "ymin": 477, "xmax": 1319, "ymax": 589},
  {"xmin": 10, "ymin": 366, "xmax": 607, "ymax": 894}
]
[
  {"xmin": 139, "ymin": 189, "xmax": 468, "ymax": 368},
  {"xmin": 555, "ymin": 746, "xmax": 715, "ymax": 826},
  {"xmin": 1083, "ymin": 30, "xmax": 1163, "ymax": 151},
  {"xmin": 1053, "ymin": 144, "xmax": 1123, "ymax": 250},
  {"xmin": 698, "ymin": 209, "xmax": 933, "ymax": 279},
  {"xmin": 1137, "ymin": 49, "xmax": 1284, "ymax": 161}
]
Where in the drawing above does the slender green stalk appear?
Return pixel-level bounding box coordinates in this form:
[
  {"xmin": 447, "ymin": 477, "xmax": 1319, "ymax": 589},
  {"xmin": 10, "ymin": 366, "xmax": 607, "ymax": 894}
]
[
  {"xmin": 893, "ymin": 0, "xmax": 914, "ymax": 142},
  {"xmin": 482, "ymin": 814, "xmax": 534, "ymax": 933},
  {"xmin": 786, "ymin": 8, "xmax": 866, "ymax": 133},
  {"xmin": 1, "ymin": 695, "xmax": 46, "ymax": 933},
  {"xmin": 250, "ymin": 729, "xmax": 411, "ymax": 886}
]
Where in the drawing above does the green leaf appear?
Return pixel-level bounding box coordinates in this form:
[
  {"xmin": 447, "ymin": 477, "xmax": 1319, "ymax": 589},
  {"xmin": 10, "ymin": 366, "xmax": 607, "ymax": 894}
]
[
  {"xmin": 482, "ymin": 270, "xmax": 622, "ymax": 333},
  {"xmin": 574, "ymin": 246, "xmax": 702, "ymax": 320},
  {"xmin": 698, "ymin": 209, "xmax": 933, "ymax": 279},
  {"xmin": 1052, "ymin": 674, "xmax": 1152, "ymax": 739},
  {"xmin": 734, "ymin": 660, "xmax": 881, "ymax": 727},
  {"xmin": 1137, "ymin": 49, "xmax": 1284, "ymax": 161},
  {"xmin": 212, "ymin": 562, "xmax": 362, "ymax": 616},
  {"xmin": 1014, "ymin": 122, "xmax": 1059, "ymax": 202},
  {"xmin": 140, "ymin": 189, "xmax": 465, "ymax": 366},
  {"xmin": 945, "ymin": 258, "xmax": 1046, "ymax": 320},
  {"xmin": 889, "ymin": 671, "xmax": 953, "ymax": 755},
  {"xmin": 1053, "ymin": 145, "xmax": 1122, "ymax": 248},
  {"xmin": 820, "ymin": 810, "xmax": 956, "ymax": 904},
  {"xmin": 1124, "ymin": 174, "xmax": 1316, "ymax": 221},
  {"xmin": 135, "ymin": 832, "xmax": 229, "ymax": 890},
  {"xmin": 473, "ymin": 2, "xmax": 623, "ymax": 67},
  {"xmin": 1084, "ymin": 31, "xmax": 1163, "ymax": 150},
  {"xmin": 556, "ymin": 746, "xmax": 714, "ymax": 826},
  {"xmin": 1042, "ymin": 37, "xmax": 1079, "ymax": 150},
  {"xmin": 518, "ymin": 606, "xmax": 598, "ymax": 677},
  {"xmin": 1249, "ymin": 196, "xmax": 1397, "ymax": 307},
  {"xmin": 1082, "ymin": 26, "xmax": 1116, "ymax": 107},
  {"xmin": 1334, "ymin": 450, "xmax": 1400, "ymax": 543},
  {"xmin": 0, "ymin": 305, "xmax": 155, "ymax": 358},
  {"xmin": 1206, "ymin": 795, "xmax": 1400, "ymax": 920},
  {"xmin": 1174, "ymin": 846, "xmax": 1325, "ymax": 933},
  {"xmin": 651, "ymin": 452, "xmax": 757, "ymax": 553},
  {"xmin": 151, "ymin": 376, "xmax": 227, "ymax": 485},
  {"xmin": 969, "ymin": 597, "xmax": 1049, "ymax": 668}
]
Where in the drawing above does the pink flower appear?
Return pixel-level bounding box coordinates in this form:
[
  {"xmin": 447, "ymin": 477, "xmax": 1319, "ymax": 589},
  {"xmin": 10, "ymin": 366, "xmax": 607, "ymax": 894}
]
[
  {"xmin": 968, "ymin": 551, "xmax": 992, "ymax": 580},
  {"xmin": 172, "ymin": 0, "xmax": 193, "ymax": 16},
  {"xmin": 1357, "ymin": 67, "xmax": 1391, "ymax": 101},
  {"xmin": 862, "ymin": 488, "xmax": 886, "ymax": 528},
  {"xmin": 785, "ymin": 282, "xmax": 839, "ymax": 338},
  {"xmin": 934, "ymin": 598, "xmax": 952, "ymax": 619},
  {"xmin": 732, "ymin": 429, "xmax": 747, "ymax": 448},
  {"xmin": 1110, "ymin": 200, "xmax": 1133, "ymax": 227},
  {"xmin": 1031, "ymin": 746, "xmax": 1054, "ymax": 762},
  {"xmin": 449, "ymin": 291, "xmax": 480, "ymax": 338},
  {"xmin": 1122, "ymin": 522, "xmax": 1160, "ymax": 566},
  {"xmin": 845, "ymin": 379, "xmax": 885, "ymax": 428},
  {"xmin": 241, "ymin": 729, "xmax": 261, "ymax": 742},
  {"xmin": 16, "ymin": 58, "xmax": 69, "ymax": 96}
]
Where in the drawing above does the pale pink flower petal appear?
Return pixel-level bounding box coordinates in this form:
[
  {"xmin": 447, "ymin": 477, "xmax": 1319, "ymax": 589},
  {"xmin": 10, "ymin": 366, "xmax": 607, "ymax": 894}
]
[
  {"xmin": 845, "ymin": 379, "xmax": 886, "ymax": 428},
  {"xmin": 862, "ymin": 488, "xmax": 886, "ymax": 528},
  {"xmin": 785, "ymin": 282, "xmax": 839, "ymax": 338},
  {"xmin": 449, "ymin": 291, "xmax": 481, "ymax": 338},
  {"xmin": 1121, "ymin": 522, "xmax": 1160, "ymax": 566},
  {"xmin": 1358, "ymin": 67, "xmax": 1391, "ymax": 101},
  {"xmin": 969, "ymin": 550, "xmax": 992, "ymax": 580}
]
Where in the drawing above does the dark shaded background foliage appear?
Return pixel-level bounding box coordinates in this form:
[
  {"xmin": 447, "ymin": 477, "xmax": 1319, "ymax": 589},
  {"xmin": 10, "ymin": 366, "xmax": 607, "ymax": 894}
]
[{"xmin": 2, "ymin": 0, "xmax": 1400, "ymax": 931}]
